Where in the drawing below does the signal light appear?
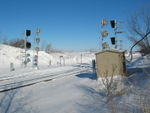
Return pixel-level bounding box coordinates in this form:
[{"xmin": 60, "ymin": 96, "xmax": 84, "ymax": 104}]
[
  {"xmin": 110, "ymin": 20, "xmax": 116, "ymax": 28},
  {"xmin": 101, "ymin": 30, "xmax": 108, "ymax": 38},
  {"xmin": 26, "ymin": 42, "xmax": 31, "ymax": 48},
  {"xmin": 102, "ymin": 42, "xmax": 110, "ymax": 49},
  {"xmin": 101, "ymin": 19, "xmax": 107, "ymax": 27},
  {"xmin": 111, "ymin": 37, "xmax": 116, "ymax": 45},
  {"xmin": 26, "ymin": 30, "xmax": 31, "ymax": 36}
]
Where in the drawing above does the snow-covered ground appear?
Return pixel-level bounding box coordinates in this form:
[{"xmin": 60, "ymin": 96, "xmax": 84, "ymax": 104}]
[
  {"xmin": 0, "ymin": 44, "xmax": 95, "ymax": 73},
  {"xmin": 0, "ymin": 44, "xmax": 150, "ymax": 113}
]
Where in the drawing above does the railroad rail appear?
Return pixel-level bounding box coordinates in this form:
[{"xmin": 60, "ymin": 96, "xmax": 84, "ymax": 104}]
[{"xmin": 0, "ymin": 67, "xmax": 91, "ymax": 93}]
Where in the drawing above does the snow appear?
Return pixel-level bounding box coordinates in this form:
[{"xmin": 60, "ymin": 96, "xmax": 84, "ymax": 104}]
[
  {"xmin": 0, "ymin": 44, "xmax": 150, "ymax": 113},
  {"xmin": 0, "ymin": 44, "xmax": 95, "ymax": 73}
]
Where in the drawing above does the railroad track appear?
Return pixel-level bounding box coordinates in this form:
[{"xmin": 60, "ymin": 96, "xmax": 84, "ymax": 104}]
[{"xmin": 0, "ymin": 67, "xmax": 91, "ymax": 93}]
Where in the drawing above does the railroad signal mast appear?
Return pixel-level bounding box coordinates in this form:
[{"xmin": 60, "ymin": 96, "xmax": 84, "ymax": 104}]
[
  {"xmin": 35, "ymin": 28, "xmax": 40, "ymax": 54},
  {"xmin": 101, "ymin": 19, "xmax": 109, "ymax": 50},
  {"xmin": 33, "ymin": 28, "xmax": 41, "ymax": 69},
  {"xmin": 24, "ymin": 30, "xmax": 31, "ymax": 67},
  {"xmin": 111, "ymin": 20, "xmax": 123, "ymax": 49},
  {"xmin": 100, "ymin": 19, "xmax": 123, "ymax": 50}
]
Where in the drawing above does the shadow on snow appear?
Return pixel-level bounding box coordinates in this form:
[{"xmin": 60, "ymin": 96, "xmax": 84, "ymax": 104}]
[{"xmin": 75, "ymin": 72, "xmax": 97, "ymax": 80}]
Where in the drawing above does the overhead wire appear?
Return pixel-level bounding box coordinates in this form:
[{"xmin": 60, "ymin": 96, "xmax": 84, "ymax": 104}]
[{"xmin": 128, "ymin": 31, "xmax": 150, "ymax": 61}]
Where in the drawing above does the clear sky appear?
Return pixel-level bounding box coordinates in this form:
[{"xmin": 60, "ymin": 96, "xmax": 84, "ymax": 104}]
[{"xmin": 0, "ymin": 0, "xmax": 149, "ymax": 51}]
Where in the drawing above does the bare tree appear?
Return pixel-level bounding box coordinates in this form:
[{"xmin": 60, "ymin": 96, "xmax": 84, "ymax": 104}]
[
  {"xmin": 127, "ymin": 7, "xmax": 150, "ymax": 55},
  {"xmin": 100, "ymin": 65, "xmax": 118, "ymax": 103},
  {"xmin": 101, "ymin": 70, "xmax": 114, "ymax": 97},
  {"xmin": 9, "ymin": 38, "xmax": 25, "ymax": 48}
]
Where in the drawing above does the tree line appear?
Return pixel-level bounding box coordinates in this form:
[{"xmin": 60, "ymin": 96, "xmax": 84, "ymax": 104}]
[{"xmin": 0, "ymin": 37, "xmax": 55, "ymax": 53}]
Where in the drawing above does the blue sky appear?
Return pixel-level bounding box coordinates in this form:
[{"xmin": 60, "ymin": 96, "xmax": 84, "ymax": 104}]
[{"xmin": 0, "ymin": 0, "xmax": 149, "ymax": 50}]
